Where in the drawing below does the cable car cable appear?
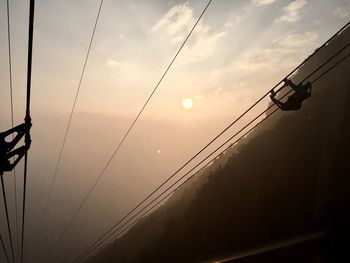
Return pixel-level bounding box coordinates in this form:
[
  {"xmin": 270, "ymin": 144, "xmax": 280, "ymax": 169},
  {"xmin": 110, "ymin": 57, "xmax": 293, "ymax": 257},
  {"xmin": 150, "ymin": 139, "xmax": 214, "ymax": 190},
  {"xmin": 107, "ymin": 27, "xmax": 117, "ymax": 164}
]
[{"xmin": 70, "ymin": 28, "xmax": 350, "ymax": 262}]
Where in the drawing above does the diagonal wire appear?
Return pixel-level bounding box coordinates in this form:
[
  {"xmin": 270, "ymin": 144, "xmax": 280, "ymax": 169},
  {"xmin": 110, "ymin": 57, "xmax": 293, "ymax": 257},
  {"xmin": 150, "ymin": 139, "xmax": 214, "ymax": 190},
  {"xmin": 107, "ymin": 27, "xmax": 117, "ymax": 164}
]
[
  {"xmin": 1, "ymin": 174, "xmax": 15, "ymax": 263},
  {"xmin": 76, "ymin": 40, "xmax": 350, "ymax": 262},
  {"xmin": 6, "ymin": 0, "xmax": 20, "ymax": 258},
  {"xmin": 38, "ymin": 0, "xmax": 105, "ymax": 232},
  {"xmin": 21, "ymin": 156, "xmax": 28, "ymax": 263},
  {"xmin": 71, "ymin": 22, "xmax": 350, "ymax": 262},
  {"xmin": 54, "ymin": 0, "xmax": 214, "ymax": 246},
  {"xmin": 74, "ymin": 104, "xmax": 280, "ymax": 263},
  {"xmin": 69, "ymin": 22, "xmax": 350, "ymax": 263},
  {"xmin": 310, "ymin": 51, "xmax": 350, "ymax": 84},
  {"xmin": 77, "ymin": 106, "xmax": 280, "ymax": 262},
  {"xmin": 94, "ymin": 44, "xmax": 350, "ymax": 260},
  {"xmin": 0, "ymin": 234, "xmax": 9, "ymax": 263}
]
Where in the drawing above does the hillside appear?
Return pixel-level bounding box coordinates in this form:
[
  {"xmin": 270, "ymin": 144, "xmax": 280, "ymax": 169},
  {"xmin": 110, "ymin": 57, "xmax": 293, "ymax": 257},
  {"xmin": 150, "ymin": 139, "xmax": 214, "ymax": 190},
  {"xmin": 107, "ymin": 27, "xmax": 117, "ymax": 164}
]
[{"xmin": 86, "ymin": 26, "xmax": 350, "ymax": 263}]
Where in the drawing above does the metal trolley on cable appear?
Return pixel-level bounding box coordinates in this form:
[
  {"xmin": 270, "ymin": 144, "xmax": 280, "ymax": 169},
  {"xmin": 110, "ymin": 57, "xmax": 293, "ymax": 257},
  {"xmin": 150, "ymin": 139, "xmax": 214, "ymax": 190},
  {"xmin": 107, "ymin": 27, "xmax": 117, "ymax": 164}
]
[{"xmin": 270, "ymin": 78, "xmax": 312, "ymax": 111}]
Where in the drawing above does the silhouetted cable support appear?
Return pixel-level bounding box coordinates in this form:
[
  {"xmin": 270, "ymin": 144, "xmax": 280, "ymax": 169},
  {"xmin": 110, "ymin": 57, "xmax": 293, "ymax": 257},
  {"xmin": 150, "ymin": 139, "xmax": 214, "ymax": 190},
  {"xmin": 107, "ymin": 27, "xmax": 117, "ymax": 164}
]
[
  {"xmin": 38, "ymin": 0, "xmax": 105, "ymax": 232},
  {"xmin": 69, "ymin": 22, "xmax": 350, "ymax": 263},
  {"xmin": 0, "ymin": 174, "xmax": 15, "ymax": 263},
  {"xmin": 0, "ymin": 234, "xmax": 9, "ymax": 263},
  {"xmin": 0, "ymin": 0, "xmax": 32, "ymax": 174},
  {"xmin": 21, "ymin": 1, "xmax": 35, "ymax": 263},
  {"xmin": 6, "ymin": 0, "xmax": 20, "ymax": 255},
  {"xmin": 54, "ymin": 0, "xmax": 214, "ymax": 247}
]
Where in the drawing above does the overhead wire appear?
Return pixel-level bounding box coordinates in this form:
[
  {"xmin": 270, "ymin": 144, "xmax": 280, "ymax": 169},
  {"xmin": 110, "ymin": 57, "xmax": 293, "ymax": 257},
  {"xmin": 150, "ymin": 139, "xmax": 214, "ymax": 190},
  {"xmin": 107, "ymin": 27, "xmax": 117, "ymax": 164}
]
[
  {"xmin": 21, "ymin": 1, "xmax": 35, "ymax": 262},
  {"xmin": 77, "ymin": 106, "xmax": 281, "ymax": 262},
  {"xmin": 38, "ymin": 0, "xmax": 105, "ymax": 232},
  {"xmin": 53, "ymin": 0, "xmax": 214, "ymax": 246},
  {"xmin": 0, "ymin": 234, "xmax": 9, "ymax": 263},
  {"xmin": 74, "ymin": 82, "xmax": 303, "ymax": 262},
  {"xmin": 73, "ymin": 104, "xmax": 281, "ymax": 263},
  {"xmin": 70, "ymin": 22, "xmax": 350, "ymax": 262},
  {"xmin": 77, "ymin": 42, "xmax": 350, "ymax": 263},
  {"xmin": 102, "ymin": 42, "xmax": 350, "ymax": 255},
  {"xmin": 72, "ymin": 21, "xmax": 350, "ymax": 261},
  {"xmin": 67, "ymin": 18, "xmax": 350, "ymax": 263},
  {"xmin": 0, "ymin": 175, "xmax": 15, "ymax": 263},
  {"xmin": 6, "ymin": 0, "xmax": 19, "ymax": 260},
  {"xmin": 310, "ymin": 50, "xmax": 350, "ymax": 84}
]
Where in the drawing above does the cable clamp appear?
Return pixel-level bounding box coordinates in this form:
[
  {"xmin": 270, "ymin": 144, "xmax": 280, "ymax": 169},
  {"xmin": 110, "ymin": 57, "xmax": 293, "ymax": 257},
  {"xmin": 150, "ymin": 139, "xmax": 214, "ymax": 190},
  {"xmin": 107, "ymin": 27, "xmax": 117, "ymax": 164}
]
[
  {"xmin": 0, "ymin": 121, "xmax": 32, "ymax": 174},
  {"xmin": 270, "ymin": 79, "xmax": 312, "ymax": 111}
]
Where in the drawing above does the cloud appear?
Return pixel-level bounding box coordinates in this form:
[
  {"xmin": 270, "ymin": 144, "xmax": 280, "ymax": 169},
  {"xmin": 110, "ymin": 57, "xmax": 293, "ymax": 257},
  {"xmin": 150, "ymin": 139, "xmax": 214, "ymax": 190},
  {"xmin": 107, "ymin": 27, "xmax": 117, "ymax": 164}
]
[
  {"xmin": 152, "ymin": 2, "xmax": 194, "ymax": 43},
  {"xmin": 251, "ymin": 0, "xmax": 276, "ymax": 6},
  {"xmin": 119, "ymin": 34, "xmax": 125, "ymax": 40},
  {"xmin": 152, "ymin": 2, "xmax": 226, "ymax": 65},
  {"xmin": 177, "ymin": 28, "xmax": 226, "ymax": 65},
  {"xmin": 234, "ymin": 31, "xmax": 318, "ymax": 73},
  {"xmin": 203, "ymin": 31, "xmax": 318, "ymax": 95},
  {"xmin": 334, "ymin": 7, "xmax": 349, "ymax": 18},
  {"xmin": 276, "ymin": 0, "xmax": 306, "ymax": 23},
  {"xmin": 106, "ymin": 59, "xmax": 138, "ymax": 72},
  {"xmin": 106, "ymin": 59, "xmax": 122, "ymax": 68},
  {"xmin": 224, "ymin": 16, "xmax": 242, "ymax": 28},
  {"xmin": 106, "ymin": 59, "xmax": 121, "ymax": 68}
]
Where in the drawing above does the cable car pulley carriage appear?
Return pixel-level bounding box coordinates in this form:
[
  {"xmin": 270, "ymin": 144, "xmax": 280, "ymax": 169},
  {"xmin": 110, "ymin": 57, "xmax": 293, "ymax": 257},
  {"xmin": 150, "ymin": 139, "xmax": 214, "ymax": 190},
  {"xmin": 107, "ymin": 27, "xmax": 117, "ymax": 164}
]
[{"xmin": 270, "ymin": 79, "xmax": 312, "ymax": 111}]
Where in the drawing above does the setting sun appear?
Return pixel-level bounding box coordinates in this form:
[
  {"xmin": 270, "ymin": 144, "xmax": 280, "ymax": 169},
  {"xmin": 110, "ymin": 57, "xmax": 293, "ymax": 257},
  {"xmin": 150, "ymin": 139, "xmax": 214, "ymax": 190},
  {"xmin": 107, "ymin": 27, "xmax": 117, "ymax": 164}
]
[{"xmin": 182, "ymin": 98, "xmax": 193, "ymax": 109}]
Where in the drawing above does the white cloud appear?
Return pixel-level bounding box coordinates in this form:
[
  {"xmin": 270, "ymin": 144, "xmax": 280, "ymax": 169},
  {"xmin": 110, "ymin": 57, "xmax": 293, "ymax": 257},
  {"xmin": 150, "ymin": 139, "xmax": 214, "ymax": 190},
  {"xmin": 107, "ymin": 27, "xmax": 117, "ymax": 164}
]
[
  {"xmin": 277, "ymin": 0, "xmax": 306, "ymax": 23},
  {"xmin": 334, "ymin": 7, "xmax": 349, "ymax": 18},
  {"xmin": 106, "ymin": 59, "xmax": 122, "ymax": 68},
  {"xmin": 224, "ymin": 16, "xmax": 242, "ymax": 28},
  {"xmin": 106, "ymin": 59, "xmax": 138, "ymax": 73},
  {"xmin": 272, "ymin": 31, "xmax": 318, "ymax": 49},
  {"xmin": 177, "ymin": 29, "xmax": 226, "ymax": 65},
  {"xmin": 251, "ymin": 0, "xmax": 276, "ymax": 6},
  {"xmin": 204, "ymin": 31, "xmax": 318, "ymax": 95},
  {"xmin": 152, "ymin": 2, "xmax": 194, "ymax": 43},
  {"xmin": 152, "ymin": 2, "xmax": 226, "ymax": 65},
  {"xmin": 234, "ymin": 31, "xmax": 318, "ymax": 73},
  {"xmin": 197, "ymin": 31, "xmax": 319, "ymax": 99}
]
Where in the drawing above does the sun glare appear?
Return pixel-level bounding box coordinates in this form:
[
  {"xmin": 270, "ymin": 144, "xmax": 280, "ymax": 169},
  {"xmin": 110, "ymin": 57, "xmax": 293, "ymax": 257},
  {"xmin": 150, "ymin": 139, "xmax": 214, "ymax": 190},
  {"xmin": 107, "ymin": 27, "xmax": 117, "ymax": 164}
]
[{"xmin": 182, "ymin": 98, "xmax": 193, "ymax": 110}]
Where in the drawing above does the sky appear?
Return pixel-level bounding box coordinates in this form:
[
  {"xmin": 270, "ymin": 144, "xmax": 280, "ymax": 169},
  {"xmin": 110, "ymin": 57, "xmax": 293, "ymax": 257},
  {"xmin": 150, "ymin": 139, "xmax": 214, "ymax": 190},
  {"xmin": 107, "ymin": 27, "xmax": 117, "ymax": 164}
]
[
  {"xmin": 0, "ymin": 0, "xmax": 349, "ymax": 262},
  {"xmin": 1, "ymin": 0, "xmax": 349, "ymax": 121}
]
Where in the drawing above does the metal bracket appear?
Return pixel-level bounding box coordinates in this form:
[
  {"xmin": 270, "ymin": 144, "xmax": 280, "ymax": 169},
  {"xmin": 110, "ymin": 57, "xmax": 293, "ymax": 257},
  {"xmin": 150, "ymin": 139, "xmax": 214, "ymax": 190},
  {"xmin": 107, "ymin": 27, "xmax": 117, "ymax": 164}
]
[
  {"xmin": 270, "ymin": 79, "xmax": 312, "ymax": 111},
  {"xmin": 0, "ymin": 122, "xmax": 31, "ymax": 175}
]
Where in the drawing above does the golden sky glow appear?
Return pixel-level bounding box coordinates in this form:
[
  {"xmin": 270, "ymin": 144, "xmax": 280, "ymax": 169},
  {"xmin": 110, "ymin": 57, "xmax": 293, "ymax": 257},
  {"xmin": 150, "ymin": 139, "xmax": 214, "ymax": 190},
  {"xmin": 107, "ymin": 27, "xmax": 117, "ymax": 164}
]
[
  {"xmin": 1, "ymin": 0, "xmax": 348, "ymax": 123},
  {"xmin": 0, "ymin": 1, "xmax": 349, "ymax": 262}
]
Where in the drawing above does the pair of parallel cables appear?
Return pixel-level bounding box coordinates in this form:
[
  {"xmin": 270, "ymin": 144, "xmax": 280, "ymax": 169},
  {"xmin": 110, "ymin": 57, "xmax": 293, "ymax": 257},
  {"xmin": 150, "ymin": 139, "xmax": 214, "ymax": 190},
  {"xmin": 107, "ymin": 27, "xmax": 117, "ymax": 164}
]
[
  {"xmin": 1, "ymin": 1, "xmax": 35, "ymax": 263},
  {"xmin": 29, "ymin": 0, "xmax": 349, "ymax": 261},
  {"xmin": 38, "ymin": 0, "xmax": 214, "ymax": 250},
  {"xmin": 71, "ymin": 22, "xmax": 350, "ymax": 263}
]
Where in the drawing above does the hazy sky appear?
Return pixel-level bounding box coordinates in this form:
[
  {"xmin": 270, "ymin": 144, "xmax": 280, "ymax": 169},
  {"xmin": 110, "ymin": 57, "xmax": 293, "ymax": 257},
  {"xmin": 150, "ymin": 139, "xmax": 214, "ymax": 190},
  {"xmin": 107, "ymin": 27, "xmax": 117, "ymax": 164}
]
[
  {"xmin": 0, "ymin": 0, "xmax": 349, "ymax": 262},
  {"xmin": 1, "ymin": 0, "xmax": 349, "ymax": 123}
]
